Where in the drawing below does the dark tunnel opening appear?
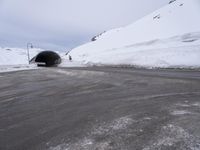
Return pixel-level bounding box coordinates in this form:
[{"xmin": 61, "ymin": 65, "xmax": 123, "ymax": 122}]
[{"xmin": 35, "ymin": 51, "xmax": 61, "ymax": 67}]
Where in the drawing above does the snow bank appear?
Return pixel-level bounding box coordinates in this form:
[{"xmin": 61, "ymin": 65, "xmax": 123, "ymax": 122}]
[
  {"xmin": 59, "ymin": 56, "xmax": 86, "ymax": 67},
  {"xmin": 69, "ymin": 0, "xmax": 200, "ymax": 68},
  {"xmin": 0, "ymin": 47, "xmax": 43, "ymax": 65},
  {"xmin": 0, "ymin": 65, "xmax": 38, "ymax": 73}
]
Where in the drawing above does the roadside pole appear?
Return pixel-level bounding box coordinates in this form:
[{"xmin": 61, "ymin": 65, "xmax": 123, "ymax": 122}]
[{"xmin": 27, "ymin": 43, "xmax": 33, "ymax": 64}]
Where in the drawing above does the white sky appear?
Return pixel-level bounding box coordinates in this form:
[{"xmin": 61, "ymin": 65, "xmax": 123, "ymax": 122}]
[{"xmin": 0, "ymin": 0, "xmax": 168, "ymax": 51}]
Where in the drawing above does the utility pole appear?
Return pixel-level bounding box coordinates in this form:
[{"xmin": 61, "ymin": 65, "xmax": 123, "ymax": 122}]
[{"xmin": 27, "ymin": 43, "xmax": 33, "ymax": 64}]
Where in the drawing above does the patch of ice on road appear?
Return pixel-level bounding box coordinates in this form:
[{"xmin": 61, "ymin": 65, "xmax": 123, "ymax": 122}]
[
  {"xmin": 81, "ymin": 138, "xmax": 93, "ymax": 146},
  {"xmin": 78, "ymin": 70, "xmax": 106, "ymax": 77},
  {"xmin": 132, "ymin": 92, "xmax": 200, "ymax": 101},
  {"xmin": 175, "ymin": 102, "xmax": 200, "ymax": 108},
  {"xmin": 143, "ymin": 124, "xmax": 200, "ymax": 150},
  {"xmin": 49, "ymin": 144, "xmax": 69, "ymax": 150},
  {"xmin": 176, "ymin": 103, "xmax": 191, "ymax": 107},
  {"xmin": 111, "ymin": 117, "xmax": 134, "ymax": 130},
  {"xmin": 58, "ymin": 138, "xmax": 111, "ymax": 150},
  {"xmin": 143, "ymin": 117, "xmax": 152, "ymax": 120},
  {"xmin": 49, "ymin": 116, "xmax": 134, "ymax": 150},
  {"xmin": 192, "ymin": 103, "xmax": 200, "ymax": 107},
  {"xmin": 93, "ymin": 116, "xmax": 135, "ymax": 135},
  {"xmin": 56, "ymin": 69, "xmax": 76, "ymax": 76},
  {"xmin": 171, "ymin": 110, "xmax": 193, "ymax": 116},
  {"xmin": 55, "ymin": 69, "xmax": 106, "ymax": 78}
]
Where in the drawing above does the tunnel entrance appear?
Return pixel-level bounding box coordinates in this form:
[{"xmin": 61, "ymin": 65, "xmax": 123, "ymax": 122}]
[{"xmin": 34, "ymin": 51, "xmax": 61, "ymax": 67}]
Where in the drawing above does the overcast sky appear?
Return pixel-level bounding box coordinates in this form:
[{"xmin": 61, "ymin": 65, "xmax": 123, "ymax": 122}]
[{"xmin": 0, "ymin": 0, "xmax": 169, "ymax": 51}]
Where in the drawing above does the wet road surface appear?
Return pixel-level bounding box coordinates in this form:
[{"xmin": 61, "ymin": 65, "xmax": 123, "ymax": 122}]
[{"xmin": 0, "ymin": 67, "xmax": 200, "ymax": 150}]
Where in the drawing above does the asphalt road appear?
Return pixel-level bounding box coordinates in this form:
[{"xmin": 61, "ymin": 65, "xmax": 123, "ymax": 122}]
[{"xmin": 0, "ymin": 67, "xmax": 200, "ymax": 150}]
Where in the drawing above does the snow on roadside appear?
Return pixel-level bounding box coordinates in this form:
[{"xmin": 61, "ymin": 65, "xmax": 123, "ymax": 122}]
[
  {"xmin": 0, "ymin": 47, "xmax": 43, "ymax": 65},
  {"xmin": 69, "ymin": 32, "xmax": 200, "ymax": 69},
  {"xmin": 0, "ymin": 46, "xmax": 83, "ymax": 66},
  {"xmin": 59, "ymin": 57, "xmax": 86, "ymax": 68},
  {"xmin": 0, "ymin": 47, "xmax": 78, "ymax": 73},
  {"xmin": 0, "ymin": 47, "xmax": 43, "ymax": 73},
  {"xmin": 0, "ymin": 65, "xmax": 38, "ymax": 73}
]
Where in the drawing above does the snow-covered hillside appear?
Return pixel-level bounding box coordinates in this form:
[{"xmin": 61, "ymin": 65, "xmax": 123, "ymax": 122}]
[
  {"xmin": 0, "ymin": 47, "xmax": 69, "ymax": 72},
  {"xmin": 0, "ymin": 47, "xmax": 44, "ymax": 65},
  {"xmin": 0, "ymin": 47, "xmax": 66, "ymax": 66},
  {"xmin": 0, "ymin": 47, "xmax": 44, "ymax": 72},
  {"xmin": 69, "ymin": 0, "xmax": 200, "ymax": 68}
]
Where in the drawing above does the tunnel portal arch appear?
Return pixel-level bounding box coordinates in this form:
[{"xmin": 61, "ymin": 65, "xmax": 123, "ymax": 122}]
[{"xmin": 34, "ymin": 51, "xmax": 61, "ymax": 67}]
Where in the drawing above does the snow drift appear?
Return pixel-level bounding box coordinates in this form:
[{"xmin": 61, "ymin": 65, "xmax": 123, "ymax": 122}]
[
  {"xmin": 69, "ymin": 0, "xmax": 200, "ymax": 68},
  {"xmin": 0, "ymin": 47, "xmax": 43, "ymax": 65}
]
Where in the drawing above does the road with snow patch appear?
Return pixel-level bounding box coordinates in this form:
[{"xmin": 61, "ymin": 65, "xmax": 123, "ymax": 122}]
[{"xmin": 0, "ymin": 67, "xmax": 200, "ymax": 150}]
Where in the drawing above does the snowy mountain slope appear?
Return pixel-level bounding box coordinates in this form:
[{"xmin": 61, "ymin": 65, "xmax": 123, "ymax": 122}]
[{"xmin": 69, "ymin": 0, "xmax": 200, "ymax": 68}]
